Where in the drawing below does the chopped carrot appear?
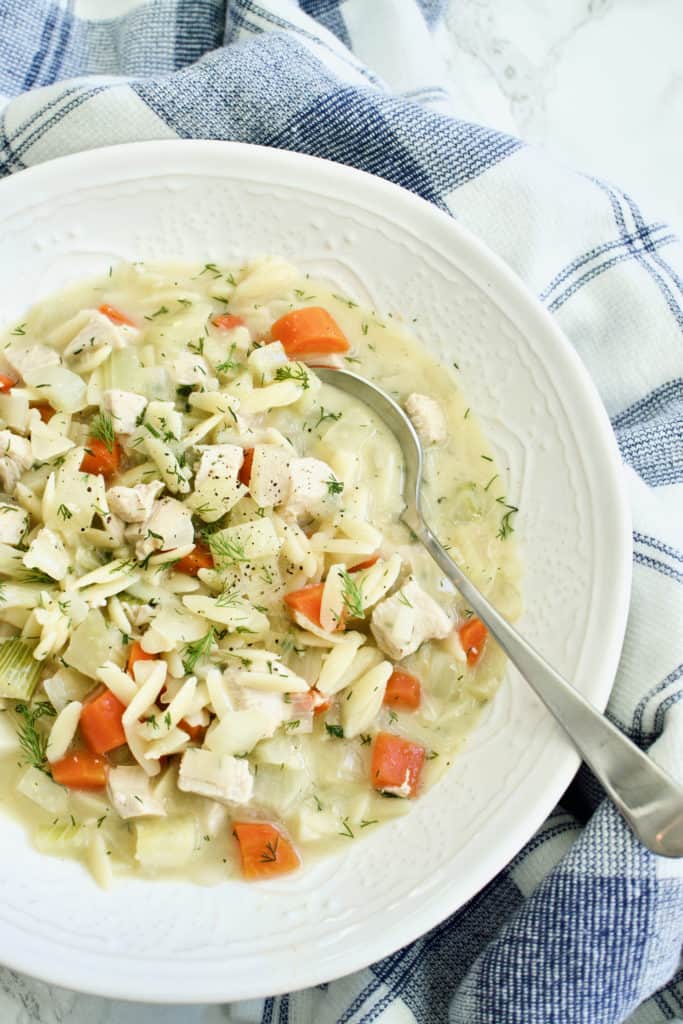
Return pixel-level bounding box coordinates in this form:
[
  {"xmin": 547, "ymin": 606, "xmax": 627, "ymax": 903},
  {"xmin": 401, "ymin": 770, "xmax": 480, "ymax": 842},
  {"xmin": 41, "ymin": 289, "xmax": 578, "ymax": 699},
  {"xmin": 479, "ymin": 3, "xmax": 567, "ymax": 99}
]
[
  {"xmin": 233, "ymin": 822, "xmax": 300, "ymax": 880},
  {"xmin": 312, "ymin": 689, "xmax": 331, "ymax": 716},
  {"xmin": 80, "ymin": 437, "xmax": 121, "ymax": 477},
  {"xmin": 98, "ymin": 303, "xmax": 136, "ymax": 328},
  {"xmin": 284, "ymin": 583, "xmax": 325, "ymax": 627},
  {"xmin": 371, "ymin": 732, "xmax": 425, "ymax": 798},
  {"xmin": 383, "ymin": 670, "xmax": 421, "ymax": 711},
  {"xmin": 458, "ymin": 617, "xmax": 488, "ymax": 666},
  {"xmin": 127, "ymin": 640, "xmax": 157, "ymax": 676},
  {"xmin": 179, "ymin": 719, "xmax": 206, "ymax": 743},
  {"xmin": 283, "ymin": 583, "xmax": 345, "ymax": 631},
  {"xmin": 51, "ymin": 751, "xmax": 108, "ymax": 790},
  {"xmin": 288, "ymin": 689, "xmax": 331, "ymax": 717},
  {"xmin": 174, "ymin": 542, "xmax": 214, "ymax": 577},
  {"xmin": 211, "ymin": 314, "xmax": 245, "ymax": 330},
  {"xmin": 271, "ymin": 307, "xmax": 350, "ymax": 358},
  {"xmin": 34, "ymin": 402, "xmax": 55, "ymax": 423},
  {"xmin": 0, "ymin": 374, "xmax": 16, "ymax": 393},
  {"xmin": 238, "ymin": 447, "xmax": 254, "ymax": 487},
  {"xmin": 80, "ymin": 689, "xmax": 127, "ymax": 754},
  {"xmin": 349, "ymin": 555, "xmax": 379, "ymax": 573}
]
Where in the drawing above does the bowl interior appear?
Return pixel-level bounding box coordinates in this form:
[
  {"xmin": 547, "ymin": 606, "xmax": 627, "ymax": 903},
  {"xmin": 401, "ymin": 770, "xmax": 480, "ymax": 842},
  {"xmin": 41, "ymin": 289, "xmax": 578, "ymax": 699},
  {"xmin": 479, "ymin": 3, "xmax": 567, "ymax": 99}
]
[{"xmin": 0, "ymin": 141, "xmax": 631, "ymax": 1002}]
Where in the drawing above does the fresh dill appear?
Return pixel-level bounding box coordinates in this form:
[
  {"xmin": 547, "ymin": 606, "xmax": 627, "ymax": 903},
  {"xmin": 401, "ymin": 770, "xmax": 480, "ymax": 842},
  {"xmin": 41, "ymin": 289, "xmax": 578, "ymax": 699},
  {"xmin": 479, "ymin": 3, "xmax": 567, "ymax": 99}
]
[
  {"xmin": 338, "ymin": 817, "xmax": 355, "ymax": 838},
  {"xmin": 326, "ymin": 477, "xmax": 344, "ymax": 496},
  {"xmin": 57, "ymin": 504, "xmax": 73, "ymax": 520},
  {"xmin": 396, "ymin": 590, "xmax": 413, "ymax": 608},
  {"xmin": 497, "ymin": 503, "xmax": 518, "ymax": 540},
  {"xmin": 90, "ymin": 411, "xmax": 116, "ymax": 453},
  {"xmin": 199, "ymin": 262, "xmax": 222, "ymax": 279},
  {"xmin": 325, "ymin": 723, "xmax": 344, "ymax": 739},
  {"xmin": 14, "ymin": 701, "xmax": 56, "ymax": 773},
  {"xmin": 340, "ymin": 570, "xmax": 364, "ymax": 619},
  {"xmin": 144, "ymin": 305, "xmax": 169, "ymax": 321},
  {"xmin": 259, "ymin": 837, "xmax": 280, "ymax": 863},
  {"xmin": 10, "ymin": 323, "xmax": 26, "ymax": 336},
  {"xmin": 208, "ymin": 533, "xmax": 248, "ymax": 567},
  {"xmin": 182, "ymin": 627, "xmax": 215, "ymax": 674},
  {"xmin": 331, "ymin": 294, "xmax": 358, "ymax": 309},
  {"xmin": 274, "ymin": 363, "xmax": 310, "ymax": 390},
  {"xmin": 188, "ymin": 336, "xmax": 205, "ymax": 355},
  {"xmin": 313, "ymin": 406, "xmax": 342, "ymax": 430}
]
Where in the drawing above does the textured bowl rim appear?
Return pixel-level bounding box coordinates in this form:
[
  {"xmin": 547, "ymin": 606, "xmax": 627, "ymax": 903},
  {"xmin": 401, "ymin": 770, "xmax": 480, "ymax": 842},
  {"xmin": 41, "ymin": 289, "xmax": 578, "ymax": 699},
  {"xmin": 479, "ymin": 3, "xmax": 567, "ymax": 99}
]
[{"xmin": 0, "ymin": 140, "xmax": 632, "ymax": 1003}]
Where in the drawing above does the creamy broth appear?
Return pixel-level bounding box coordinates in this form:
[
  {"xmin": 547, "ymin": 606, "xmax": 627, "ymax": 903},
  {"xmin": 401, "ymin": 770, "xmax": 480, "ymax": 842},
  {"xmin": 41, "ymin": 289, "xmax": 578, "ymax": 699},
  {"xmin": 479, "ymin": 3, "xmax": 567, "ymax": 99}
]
[{"xmin": 0, "ymin": 260, "xmax": 520, "ymax": 885}]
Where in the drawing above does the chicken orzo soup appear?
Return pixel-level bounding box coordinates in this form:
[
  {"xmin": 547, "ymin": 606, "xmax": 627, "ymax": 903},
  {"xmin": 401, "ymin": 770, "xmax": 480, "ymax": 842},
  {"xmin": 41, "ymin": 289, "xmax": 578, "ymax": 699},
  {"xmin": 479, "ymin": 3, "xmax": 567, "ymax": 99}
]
[{"xmin": 0, "ymin": 259, "xmax": 520, "ymax": 886}]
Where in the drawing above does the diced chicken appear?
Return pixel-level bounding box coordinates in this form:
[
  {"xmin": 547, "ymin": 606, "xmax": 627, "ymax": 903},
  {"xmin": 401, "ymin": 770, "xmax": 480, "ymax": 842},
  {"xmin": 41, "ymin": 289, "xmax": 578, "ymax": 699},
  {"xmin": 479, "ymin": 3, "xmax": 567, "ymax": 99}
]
[
  {"xmin": 107, "ymin": 766, "xmax": 166, "ymax": 820},
  {"xmin": 5, "ymin": 343, "xmax": 60, "ymax": 380},
  {"xmin": 23, "ymin": 526, "xmax": 69, "ymax": 581},
  {"xmin": 404, "ymin": 393, "xmax": 447, "ymax": 446},
  {"xmin": 249, "ymin": 444, "xmax": 291, "ymax": 507},
  {"xmin": 125, "ymin": 497, "xmax": 194, "ymax": 559},
  {"xmin": 0, "ymin": 429, "xmax": 32, "ymax": 492},
  {"xmin": 171, "ymin": 351, "xmax": 212, "ymax": 386},
  {"xmin": 102, "ymin": 389, "xmax": 147, "ymax": 435},
  {"xmin": 370, "ymin": 577, "xmax": 452, "ymax": 660},
  {"xmin": 188, "ymin": 444, "xmax": 245, "ymax": 522},
  {"xmin": 63, "ymin": 310, "xmax": 135, "ymax": 359},
  {"xmin": 0, "ymin": 503, "xmax": 28, "ymax": 545},
  {"xmin": 194, "ymin": 444, "xmax": 243, "ymax": 488},
  {"xmin": 107, "ymin": 481, "xmax": 163, "ymax": 523},
  {"xmin": 178, "ymin": 748, "xmax": 253, "ymax": 805},
  {"xmin": 231, "ymin": 684, "xmax": 287, "ymax": 735},
  {"xmin": 285, "ymin": 456, "xmax": 337, "ymax": 519}
]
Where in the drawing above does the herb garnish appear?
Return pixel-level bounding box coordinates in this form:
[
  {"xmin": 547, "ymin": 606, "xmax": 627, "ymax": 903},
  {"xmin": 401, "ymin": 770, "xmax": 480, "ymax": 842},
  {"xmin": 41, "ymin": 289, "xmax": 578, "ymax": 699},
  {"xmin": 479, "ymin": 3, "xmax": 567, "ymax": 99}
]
[
  {"xmin": 274, "ymin": 364, "xmax": 310, "ymax": 390},
  {"xmin": 182, "ymin": 627, "xmax": 215, "ymax": 674},
  {"xmin": 14, "ymin": 701, "xmax": 56, "ymax": 773},
  {"xmin": 90, "ymin": 411, "xmax": 116, "ymax": 453}
]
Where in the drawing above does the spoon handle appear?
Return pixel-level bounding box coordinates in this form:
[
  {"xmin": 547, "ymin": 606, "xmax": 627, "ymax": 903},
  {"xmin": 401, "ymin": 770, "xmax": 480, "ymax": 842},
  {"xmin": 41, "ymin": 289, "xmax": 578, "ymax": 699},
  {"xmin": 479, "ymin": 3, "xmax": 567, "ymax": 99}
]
[{"xmin": 414, "ymin": 518, "xmax": 683, "ymax": 857}]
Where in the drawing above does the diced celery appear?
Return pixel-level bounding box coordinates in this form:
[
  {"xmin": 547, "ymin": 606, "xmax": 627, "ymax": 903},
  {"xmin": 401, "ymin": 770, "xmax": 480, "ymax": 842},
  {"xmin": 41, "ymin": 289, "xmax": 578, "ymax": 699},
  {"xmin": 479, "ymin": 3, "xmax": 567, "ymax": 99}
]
[
  {"xmin": 23, "ymin": 366, "xmax": 86, "ymax": 413},
  {"xmin": 0, "ymin": 638, "xmax": 42, "ymax": 699},
  {"xmin": 34, "ymin": 818, "xmax": 86, "ymax": 854},
  {"xmin": 252, "ymin": 765, "xmax": 309, "ymax": 816},
  {"xmin": 17, "ymin": 765, "xmax": 69, "ymax": 815},
  {"xmin": 109, "ymin": 348, "xmax": 142, "ymax": 390},
  {"xmin": 134, "ymin": 815, "xmax": 196, "ymax": 869},
  {"xmin": 62, "ymin": 609, "xmax": 120, "ymax": 680}
]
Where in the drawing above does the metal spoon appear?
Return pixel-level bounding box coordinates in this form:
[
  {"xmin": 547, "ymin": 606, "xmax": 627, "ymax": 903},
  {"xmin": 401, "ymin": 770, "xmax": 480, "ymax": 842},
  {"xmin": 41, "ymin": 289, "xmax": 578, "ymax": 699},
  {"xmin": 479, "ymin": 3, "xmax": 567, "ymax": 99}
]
[{"xmin": 317, "ymin": 366, "xmax": 683, "ymax": 857}]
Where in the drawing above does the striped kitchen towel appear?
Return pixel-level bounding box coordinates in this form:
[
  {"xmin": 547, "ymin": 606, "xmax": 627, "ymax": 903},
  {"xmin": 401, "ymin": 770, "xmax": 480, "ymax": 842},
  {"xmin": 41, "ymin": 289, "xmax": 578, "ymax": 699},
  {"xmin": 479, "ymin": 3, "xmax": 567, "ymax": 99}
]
[{"xmin": 0, "ymin": 2, "xmax": 682, "ymax": 1022}]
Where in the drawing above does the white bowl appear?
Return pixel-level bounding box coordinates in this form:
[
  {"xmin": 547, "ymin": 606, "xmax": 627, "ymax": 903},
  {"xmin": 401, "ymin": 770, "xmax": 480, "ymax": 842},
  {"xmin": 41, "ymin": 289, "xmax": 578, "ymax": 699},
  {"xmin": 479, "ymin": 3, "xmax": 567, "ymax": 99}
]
[{"xmin": 0, "ymin": 141, "xmax": 631, "ymax": 1002}]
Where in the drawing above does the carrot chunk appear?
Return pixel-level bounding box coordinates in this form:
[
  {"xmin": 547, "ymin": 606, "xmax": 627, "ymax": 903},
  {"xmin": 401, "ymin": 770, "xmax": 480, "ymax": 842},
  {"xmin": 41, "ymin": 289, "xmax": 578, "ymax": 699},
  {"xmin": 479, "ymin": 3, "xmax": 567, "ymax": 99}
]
[
  {"xmin": 238, "ymin": 447, "xmax": 254, "ymax": 487},
  {"xmin": 34, "ymin": 402, "xmax": 55, "ymax": 423},
  {"xmin": 0, "ymin": 374, "xmax": 16, "ymax": 393},
  {"xmin": 283, "ymin": 583, "xmax": 346, "ymax": 631},
  {"xmin": 349, "ymin": 555, "xmax": 379, "ymax": 573},
  {"xmin": 80, "ymin": 689, "xmax": 127, "ymax": 754},
  {"xmin": 271, "ymin": 307, "xmax": 350, "ymax": 358},
  {"xmin": 174, "ymin": 542, "xmax": 214, "ymax": 577},
  {"xmin": 211, "ymin": 314, "xmax": 245, "ymax": 330},
  {"xmin": 51, "ymin": 751, "xmax": 108, "ymax": 790},
  {"xmin": 383, "ymin": 670, "xmax": 421, "ymax": 711},
  {"xmin": 458, "ymin": 617, "xmax": 488, "ymax": 666},
  {"xmin": 233, "ymin": 822, "xmax": 300, "ymax": 880},
  {"xmin": 371, "ymin": 732, "xmax": 425, "ymax": 798},
  {"xmin": 80, "ymin": 437, "xmax": 121, "ymax": 477},
  {"xmin": 179, "ymin": 719, "xmax": 206, "ymax": 743},
  {"xmin": 127, "ymin": 640, "xmax": 157, "ymax": 676},
  {"xmin": 98, "ymin": 303, "xmax": 136, "ymax": 327}
]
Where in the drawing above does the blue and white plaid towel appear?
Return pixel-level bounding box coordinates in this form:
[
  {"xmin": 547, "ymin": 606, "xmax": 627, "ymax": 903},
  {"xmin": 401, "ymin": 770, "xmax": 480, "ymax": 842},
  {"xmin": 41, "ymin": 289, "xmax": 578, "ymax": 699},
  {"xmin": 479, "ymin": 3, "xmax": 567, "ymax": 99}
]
[{"xmin": 0, "ymin": 2, "xmax": 682, "ymax": 1022}]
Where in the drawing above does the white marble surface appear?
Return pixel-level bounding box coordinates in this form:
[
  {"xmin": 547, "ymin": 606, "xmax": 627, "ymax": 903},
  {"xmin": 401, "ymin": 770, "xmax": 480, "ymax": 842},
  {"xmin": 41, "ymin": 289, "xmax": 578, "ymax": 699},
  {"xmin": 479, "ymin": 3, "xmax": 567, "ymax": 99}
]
[
  {"xmin": 437, "ymin": 0, "xmax": 683, "ymax": 239},
  {"xmin": 2, "ymin": 2, "xmax": 681, "ymax": 1021}
]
